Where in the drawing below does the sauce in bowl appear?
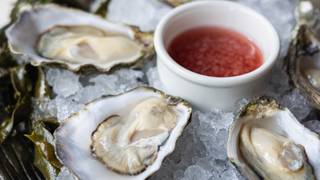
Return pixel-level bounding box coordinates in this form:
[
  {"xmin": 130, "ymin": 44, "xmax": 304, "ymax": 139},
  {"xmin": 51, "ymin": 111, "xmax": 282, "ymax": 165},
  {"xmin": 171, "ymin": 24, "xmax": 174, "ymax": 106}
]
[{"xmin": 168, "ymin": 26, "xmax": 263, "ymax": 77}]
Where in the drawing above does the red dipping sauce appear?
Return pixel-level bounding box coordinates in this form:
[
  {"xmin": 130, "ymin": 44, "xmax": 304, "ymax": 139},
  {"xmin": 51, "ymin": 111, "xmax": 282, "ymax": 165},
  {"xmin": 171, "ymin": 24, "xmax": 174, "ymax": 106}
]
[{"xmin": 168, "ymin": 26, "xmax": 263, "ymax": 77}]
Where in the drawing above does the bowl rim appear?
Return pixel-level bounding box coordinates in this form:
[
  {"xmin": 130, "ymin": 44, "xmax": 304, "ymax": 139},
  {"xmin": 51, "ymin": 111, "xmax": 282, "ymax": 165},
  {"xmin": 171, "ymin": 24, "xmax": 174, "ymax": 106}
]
[{"xmin": 154, "ymin": 0, "xmax": 280, "ymax": 87}]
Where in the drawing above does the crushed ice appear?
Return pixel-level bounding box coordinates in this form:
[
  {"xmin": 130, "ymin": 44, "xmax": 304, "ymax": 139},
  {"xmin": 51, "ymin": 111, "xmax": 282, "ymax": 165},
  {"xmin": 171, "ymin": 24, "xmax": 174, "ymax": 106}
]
[{"xmin": 33, "ymin": 68, "xmax": 144, "ymax": 122}]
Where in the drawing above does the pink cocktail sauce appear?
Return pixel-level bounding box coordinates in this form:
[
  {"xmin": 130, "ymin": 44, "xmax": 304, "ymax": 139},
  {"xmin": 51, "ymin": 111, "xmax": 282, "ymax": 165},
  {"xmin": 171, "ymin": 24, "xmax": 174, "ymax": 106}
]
[{"xmin": 168, "ymin": 26, "xmax": 263, "ymax": 77}]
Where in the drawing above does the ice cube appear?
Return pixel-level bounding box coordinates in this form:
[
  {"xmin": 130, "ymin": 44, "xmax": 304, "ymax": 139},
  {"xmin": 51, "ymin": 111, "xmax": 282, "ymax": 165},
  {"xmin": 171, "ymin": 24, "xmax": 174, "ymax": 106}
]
[
  {"xmin": 46, "ymin": 68, "xmax": 82, "ymax": 98},
  {"xmin": 280, "ymin": 89, "xmax": 312, "ymax": 120},
  {"xmin": 146, "ymin": 67, "xmax": 165, "ymax": 91},
  {"xmin": 71, "ymin": 68, "xmax": 144, "ymax": 103},
  {"xmin": 71, "ymin": 85, "xmax": 106, "ymax": 104},
  {"xmin": 107, "ymin": 0, "xmax": 172, "ymax": 31},
  {"xmin": 181, "ymin": 165, "xmax": 211, "ymax": 180},
  {"xmin": 56, "ymin": 167, "xmax": 77, "ymax": 180},
  {"xmin": 31, "ymin": 98, "xmax": 57, "ymax": 121},
  {"xmin": 54, "ymin": 97, "xmax": 85, "ymax": 121}
]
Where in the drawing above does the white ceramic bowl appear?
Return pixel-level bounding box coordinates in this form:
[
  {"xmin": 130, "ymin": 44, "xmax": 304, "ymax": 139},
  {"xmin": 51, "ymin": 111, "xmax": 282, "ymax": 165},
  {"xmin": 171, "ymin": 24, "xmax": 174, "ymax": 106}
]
[{"xmin": 155, "ymin": 0, "xmax": 280, "ymax": 111}]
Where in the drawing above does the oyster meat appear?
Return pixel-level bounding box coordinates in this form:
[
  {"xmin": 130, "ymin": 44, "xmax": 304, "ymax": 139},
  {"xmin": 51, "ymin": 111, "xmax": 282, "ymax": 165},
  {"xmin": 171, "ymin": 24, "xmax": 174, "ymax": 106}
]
[
  {"xmin": 37, "ymin": 26, "xmax": 142, "ymax": 68},
  {"xmin": 55, "ymin": 87, "xmax": 191, "ymax": 179},
  {"xmin": 6, "ymin": 4, "xmax": 153, "ymax": 72},
  {"xmin": 227, "ymin": 97, "xmax": 320, "ymax": 180},
  {"xmin": 91, "ymin": 97, "xmax": 177, "ymax": 175},
  {"xmin": 240, "ymin": 124, "xmax": 313, "ymax": 179}
]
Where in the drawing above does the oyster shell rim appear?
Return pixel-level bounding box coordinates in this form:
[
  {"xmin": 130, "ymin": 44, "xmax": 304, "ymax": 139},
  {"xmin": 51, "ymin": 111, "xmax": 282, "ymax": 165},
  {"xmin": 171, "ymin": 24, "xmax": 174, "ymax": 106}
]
[{"xmin": 53, "ymin": 86, "xmax": 192, "ymax": 179}]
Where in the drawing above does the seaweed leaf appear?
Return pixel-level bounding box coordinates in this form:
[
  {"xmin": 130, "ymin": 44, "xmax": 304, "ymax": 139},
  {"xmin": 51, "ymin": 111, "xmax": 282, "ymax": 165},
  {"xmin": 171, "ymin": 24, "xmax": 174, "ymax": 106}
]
[
  {"xmin": 94, "ymin": 0, "xmax": 110, "ymax": 18},
  {"xmin": 0, "ymin": 65, "xmax": 37, "ymax": 144},
  {"xmin": 0, "ymin": 117, "xmax": 14, "ymax": 143},
  {"xmin": 0, "ymin": 87, "xmax": 32, "ymax": 144},
  {"xmin": 0, "ymin": 70, "xmax": 15, "ymax": 144},
  {"xmin": 0, "ymin": 64, "xmax": 56, "ymax": 179},
  {"xmin": 34, "ymin": 67, "xmax": 52, "ymax": 100},
  {"xmin": 26, "ymin": 122, "xmax": 62, "ymax": 180}
]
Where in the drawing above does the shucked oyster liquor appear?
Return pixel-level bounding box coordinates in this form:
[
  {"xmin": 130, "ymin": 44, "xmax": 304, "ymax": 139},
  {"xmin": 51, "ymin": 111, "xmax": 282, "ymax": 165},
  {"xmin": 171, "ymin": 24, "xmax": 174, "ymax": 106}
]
[
  {"xmin": 5, "ymin": 4, "xmax": 153, "ymax": 72},
  {"xmin": 54, "ymin": 87, "xmax": 191, "ymax": 179},
  {"xmin": 227, "ymin": 97, "xmax": 320, "ymax": 180}
]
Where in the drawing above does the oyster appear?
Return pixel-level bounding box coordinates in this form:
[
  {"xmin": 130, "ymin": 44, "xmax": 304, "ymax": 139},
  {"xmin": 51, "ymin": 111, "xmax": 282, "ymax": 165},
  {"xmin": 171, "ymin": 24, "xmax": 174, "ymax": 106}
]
[
  {"xmin": 91, "ymin": 97, "xmax": 177, "ymax": 175},
  {"xmin": 5, "ymin": 4, "xmax": 153, "ymax": 72},
  {"xmin": 227, "ymin": 97, "xmax": 320, "ymax": 180},
  {"xmin": 287, "ymin": 0, "xmax": 320, "ymax": 109},
  {"xmin": 37, "ymin": 26, "xmax": 142, "ymax": 68},
  {"xmin": 55, "ymin": 87, "xmax": 191, "ymax": 179}
]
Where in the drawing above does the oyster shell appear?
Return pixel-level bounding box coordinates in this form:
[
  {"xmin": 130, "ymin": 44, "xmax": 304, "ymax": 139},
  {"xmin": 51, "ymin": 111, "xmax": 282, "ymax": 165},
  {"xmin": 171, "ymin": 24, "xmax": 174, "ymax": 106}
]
[
  {"xmin": 288, "ymin": 0, "xmax": 320, "ymax": 109},
  {"xmin": 5, "ymin": 4, "xmax": 153, "ymax": 72},
  {"xmin": 55, "ymin": 87, "xmax": 191, "ymax": 179},
  {"xmin": 227, "ymin": 97, "xmax": 320, "ymax": 180}
]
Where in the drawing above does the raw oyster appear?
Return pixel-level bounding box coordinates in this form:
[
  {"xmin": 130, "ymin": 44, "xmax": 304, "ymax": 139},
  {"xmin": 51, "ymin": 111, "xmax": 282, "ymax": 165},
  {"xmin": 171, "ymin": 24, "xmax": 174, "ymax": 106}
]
[
  {"xmin": 37, "ymin": 26, "xmax": 142, "ymax": 68},
  {"xmin": 5, "ymin": 4, "xmax": 153, "ymax": 72},
  {"xmin": 227, "ymin": 97, "xmax": 320, "ymax": 180},
  {"xmin": 91, "ymin": 97, "xmax": 177, "ymax": 175},
  {"xmin": 55, "ymin": 87, "xmax": 191, "ymax": 179},
  {"xmin": 287, "ymin": 0, "xmax": 320, "ymax": 109}
]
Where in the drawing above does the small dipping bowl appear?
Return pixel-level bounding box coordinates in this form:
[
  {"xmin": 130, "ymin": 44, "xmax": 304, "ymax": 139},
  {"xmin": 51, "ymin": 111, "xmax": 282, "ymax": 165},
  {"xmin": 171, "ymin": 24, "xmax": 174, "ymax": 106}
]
[{"xmin": 155, "ymin": 0, "xmax": 280, "ymax": 111}]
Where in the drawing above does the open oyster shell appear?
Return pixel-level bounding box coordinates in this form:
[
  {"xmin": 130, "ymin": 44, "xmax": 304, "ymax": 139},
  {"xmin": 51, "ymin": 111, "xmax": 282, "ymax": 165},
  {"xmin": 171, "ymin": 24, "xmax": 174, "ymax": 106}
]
[
  {"xmin": 5, "ymin": 4, "xmax": 153, "ymax": 72},
  {"xmin": 287, "ymin": 0, "xmax": 320, "ymax": 109},
  {"xmin": 54, "ymin": 87, "xmax": 192, "ymax": 179},
  {"xmin": 287, "ymin": 25, "xmax": 320, "ymax": 109},
  {"xmin": 227, "ymin": 97, "xmax": 320, "ymax": 180}
]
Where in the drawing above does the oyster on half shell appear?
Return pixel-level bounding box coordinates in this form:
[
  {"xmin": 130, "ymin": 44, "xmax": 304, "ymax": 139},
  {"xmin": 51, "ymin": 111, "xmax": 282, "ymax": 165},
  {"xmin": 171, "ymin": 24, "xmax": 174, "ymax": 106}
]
[
  {"xmin": 54, "ymin": 87, "xmax": 192, "ymax": 179},
  {"xmin": 227, "ymin": 97, "xmax": 320, "ymax": 180},
  {"xmin": 287, "ymin": 0, "xmax": 320, "ymax": 109},
  {"xmin": 5, "ymin": 4, "xmax": 153, "ymax": 72},
  {"xmin": 91, "ymin": 97, "xmax": 177, "ymax": 175}
]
